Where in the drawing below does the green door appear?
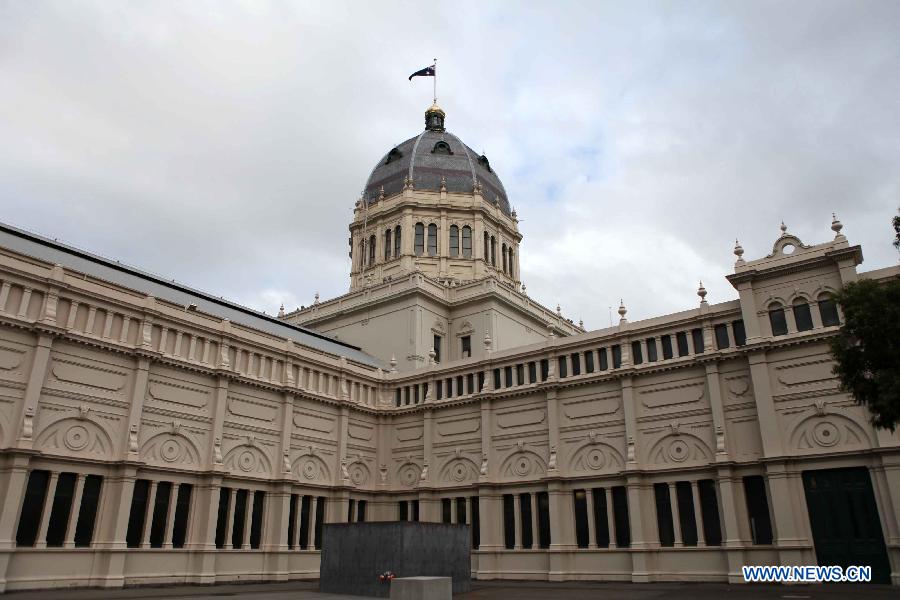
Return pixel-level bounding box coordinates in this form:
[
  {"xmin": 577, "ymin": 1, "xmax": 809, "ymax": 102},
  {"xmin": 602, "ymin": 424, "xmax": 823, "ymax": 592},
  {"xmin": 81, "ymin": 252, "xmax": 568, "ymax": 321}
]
[{"xmin": 802, "ymin": 467, "xmax": 891, "ymax": 584}]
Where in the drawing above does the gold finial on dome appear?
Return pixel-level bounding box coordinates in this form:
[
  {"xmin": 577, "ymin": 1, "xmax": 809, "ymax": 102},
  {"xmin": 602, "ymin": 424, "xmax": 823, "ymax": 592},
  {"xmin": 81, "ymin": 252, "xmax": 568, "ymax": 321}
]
[{"xmin": 425, "ymin": 102, "xmax": 446, "ymax": 131}]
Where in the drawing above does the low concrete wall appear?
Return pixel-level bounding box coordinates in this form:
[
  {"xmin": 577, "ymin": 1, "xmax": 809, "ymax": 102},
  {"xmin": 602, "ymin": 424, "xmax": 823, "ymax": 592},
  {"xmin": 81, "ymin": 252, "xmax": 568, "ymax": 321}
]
[{"xmin": 319, "ymin": 522, "xmax": 471, "ymax": 598}]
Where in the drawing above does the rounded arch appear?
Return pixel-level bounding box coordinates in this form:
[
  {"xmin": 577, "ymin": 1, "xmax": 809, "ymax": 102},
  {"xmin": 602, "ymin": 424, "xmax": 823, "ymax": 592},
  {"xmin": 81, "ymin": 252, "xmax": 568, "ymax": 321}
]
[
  {"xmin": 789, "ymin": 412, "xmax": 874, "ymax": 453},
  {"xmin": 647, "ymin": 432, "xmax": 713, "ymax": 468},
  {"xmin": 499, "ymin": 449, "xmax": 547, "ymax": 480},
  {"xmin": 141, "ymin": 431, "xmax": 202, "ymax": 468},
  {"xmin": 568, "ymin": 441, "xmax": 625, "ymax": 474},
  {"xmin": 394, "ymin": 224, "xmax": 402, "ymax": 257},
  {"xmin": 293, "ymin": 453, "xmax": 331, "ymax": 482},
  {"xmin": 414, "ymin": 222, "xmax": 425, "ymax": 256},
  {"xmin": 439, "ymin": 456, "xmax": 480, "ymax": 484},
  {"xmin": 427, "ymin": 223, "xmax": 438, "ymax": 256},
  {"xmin": 223, "ymin": 443, "xmax": 272, "ymax": 475},
  {"xmin": 36, "ymin": 416, "xmax": 114, "ymax": 460}
]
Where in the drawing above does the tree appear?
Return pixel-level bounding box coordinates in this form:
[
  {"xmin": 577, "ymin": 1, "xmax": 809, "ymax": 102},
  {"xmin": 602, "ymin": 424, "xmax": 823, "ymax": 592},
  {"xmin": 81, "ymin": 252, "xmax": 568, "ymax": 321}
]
[
  {"xmin": 830, "ymin": 277, "xmax": 900, "ymax": 430},
  {"xmin": 893, "ymin": 208, "xmax": 899, "ymax": 251}
]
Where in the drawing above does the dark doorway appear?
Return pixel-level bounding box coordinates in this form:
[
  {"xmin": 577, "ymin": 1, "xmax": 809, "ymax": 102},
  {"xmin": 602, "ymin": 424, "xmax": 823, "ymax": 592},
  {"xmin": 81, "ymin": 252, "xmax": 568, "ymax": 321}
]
[{"xmin": 802, "ymin": 467, "xmax": 890, "ymax": 584}]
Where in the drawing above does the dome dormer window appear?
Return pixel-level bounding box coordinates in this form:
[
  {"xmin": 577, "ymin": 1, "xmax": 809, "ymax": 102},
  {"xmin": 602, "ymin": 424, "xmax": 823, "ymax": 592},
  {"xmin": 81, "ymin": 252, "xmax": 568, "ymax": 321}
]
[
  {"xmin": 431, "ymin": 141, "xmax": 453, "ymax": 155},
  {"xmin": 385, "ymin": 147, "xmax": 403, "ymax": 165},
  {"xmin": 478, "ymin": 154, "xmax": 492, "ymax": 172}
]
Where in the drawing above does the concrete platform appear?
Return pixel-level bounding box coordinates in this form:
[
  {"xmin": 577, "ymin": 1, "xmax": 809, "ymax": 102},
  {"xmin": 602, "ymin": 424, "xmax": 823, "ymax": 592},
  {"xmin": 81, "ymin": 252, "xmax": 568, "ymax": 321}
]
[{"xmin": 390, "ymin": 576, "xmax": 451, "ymax": 600}]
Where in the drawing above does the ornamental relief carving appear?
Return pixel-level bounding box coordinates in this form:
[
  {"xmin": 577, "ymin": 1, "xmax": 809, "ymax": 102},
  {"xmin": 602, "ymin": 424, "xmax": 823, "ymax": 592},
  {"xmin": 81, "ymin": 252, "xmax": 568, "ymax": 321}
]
[
  {"xmin": 50, "ymin": 359, "xmax": 127, "ymax": 392},
  {"xmin": 568, "ymin": 441, "xmax": 625, "ymax": 475},
  {"xmin": 789, "ymin": 413, "xmax": 870, "ymax": 453},
  {"xmin": 36, "ymin": 416, "xmax": 114, "ymax": 459},
  {"xmin": 0, "ymin": 344, "xmax": 25, "ymax": 374},
  {"xmin": 223, "ymin": 443, "xmax": 272, "ymax": 475},
  {"xmin": 499, "ymin": 447, "xmax": 547, "ymax": 480},
  {"xmin": 147, "ymin": 379, "xmax": 209, "ymax": 410},
  {"xmin": 141, "ymin": 431, "xmax": 202, "ymax": 468},
  {"xmin": 647, "ymin": 433, "xmax": 713, "ymax": 467},
  {"xmin": 396, "ymin": 461, "xmax": 422, "ymax": 488},
  {"xmin": 439, "ymin": 456, "xmax": 479, "ymax": 484},
  {"xmin": 293, "ymin": 452, "xmax": 331, "ymax": 482},
  {"xmin": 639, "ymin": 381, "xmax": 705, "ymax": 410},
  {"xmin": 496, "ymin": 407, "xmax": 546, "ymax": 429},
  {"xmin": 347, "ymin": 460, "xmax": 371, "ymax": 487}
]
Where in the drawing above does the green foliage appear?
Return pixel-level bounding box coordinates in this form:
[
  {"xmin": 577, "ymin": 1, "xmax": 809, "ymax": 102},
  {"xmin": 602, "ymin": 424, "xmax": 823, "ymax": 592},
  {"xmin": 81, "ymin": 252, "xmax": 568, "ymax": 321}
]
[
  {"xmin": 893, "ymin": 209, "xmax": 899, "ymax": 251},
  {"xmin": 830, "ymin": 278, "xmax": 900, "ymax": 430}
]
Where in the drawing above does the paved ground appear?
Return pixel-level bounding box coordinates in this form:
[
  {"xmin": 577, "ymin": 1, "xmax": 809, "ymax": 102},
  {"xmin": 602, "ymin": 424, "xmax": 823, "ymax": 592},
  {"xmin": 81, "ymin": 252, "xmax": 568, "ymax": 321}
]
[{"xmin": 2, "ymin": 580, "xmax": 897, "ymax": 599}]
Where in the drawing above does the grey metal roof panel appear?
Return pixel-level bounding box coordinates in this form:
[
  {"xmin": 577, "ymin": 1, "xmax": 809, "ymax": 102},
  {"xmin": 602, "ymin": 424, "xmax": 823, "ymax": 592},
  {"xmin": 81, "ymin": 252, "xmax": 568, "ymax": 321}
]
[
  {"xmin": 364, "ymin": 129, "xmax": 511, "ymax": 215},
  {"xmin": 0, "ymin": 222, "xmax": 384, "ymax": 368}
]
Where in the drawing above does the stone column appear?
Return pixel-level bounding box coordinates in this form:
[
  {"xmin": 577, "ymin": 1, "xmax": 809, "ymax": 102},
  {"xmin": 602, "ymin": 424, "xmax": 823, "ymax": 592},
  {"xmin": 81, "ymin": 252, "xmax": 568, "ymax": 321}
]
[
  {"xmin": 242, "ymin": 491, "xmax": 255, "ymax": 549},
  {"xmin": 585, "ymin": 487, "xmax": 597, "ymax": 548},
  {"xmin": 626, "ymin": 474, "xmax": 652, "ymax": 582},
  {"xmin": 766, "ymin": 462, "xmax": 808, "ymax": 567},
  {"xmin": 605, "ymin": 487, "xmax": 617, "ymax": 549},
  {"xmin": 530, "ymin": 492, "xmax": 540, "ymax": 549},
  {"xmin": 187, "ymin": 475, "xmax": 222, "ymax": 583},
  {"xmin": 513, "ymin": 494, "xmax": 522, "ymax": 549},
  {"xmin": 34, "ymin": 471, "xmax": 60, "ymax": 549},
  {"xmin": 141, "ymin": 480, "xmax": 158, "ymax": 548},
  {"xmin": 691, "ymin": 480, "xmax": 705, "ymax": 546},
  {"xmin": 308, "ymin": 496, "xmax": 319, "ymax": 549},
  {"xmin": 669, "ymin": 482, "xmax": 683, "ymax": 547},
  {"xmin": 224, "ymin": 488, "xmax": 237, "ymax": 550},
  {"xmin": 64, "ymin": 474, "xmax": 86, "ymax": 548},
  {"xmin": 717, "ymin": 467, "xmax": 747, "ymax": 583},
  {"xmin": 162, "ymin": 483, "xmax": 179, "ymax": 549}
]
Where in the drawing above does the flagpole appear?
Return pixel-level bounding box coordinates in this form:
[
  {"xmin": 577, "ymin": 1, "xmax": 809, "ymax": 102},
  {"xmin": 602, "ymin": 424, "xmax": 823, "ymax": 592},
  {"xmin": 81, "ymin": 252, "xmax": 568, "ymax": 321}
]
[{"xmin": 433, "ymin": 58, "xmax": 437, "ymax": 104}]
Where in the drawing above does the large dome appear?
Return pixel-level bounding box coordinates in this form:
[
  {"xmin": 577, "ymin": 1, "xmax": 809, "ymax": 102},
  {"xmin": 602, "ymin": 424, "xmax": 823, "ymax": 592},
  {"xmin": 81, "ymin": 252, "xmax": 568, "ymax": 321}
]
[{"xmin": 363, "ymin": 104, "xmax": 511, "ymax": 216}]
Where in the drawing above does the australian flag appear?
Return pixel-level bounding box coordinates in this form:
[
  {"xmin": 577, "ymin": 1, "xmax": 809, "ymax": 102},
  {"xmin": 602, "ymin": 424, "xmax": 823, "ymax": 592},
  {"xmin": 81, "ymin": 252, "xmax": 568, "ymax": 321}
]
[{"xmin": 408, "ymin": 64, "xmax": 435, "ymax": 80}]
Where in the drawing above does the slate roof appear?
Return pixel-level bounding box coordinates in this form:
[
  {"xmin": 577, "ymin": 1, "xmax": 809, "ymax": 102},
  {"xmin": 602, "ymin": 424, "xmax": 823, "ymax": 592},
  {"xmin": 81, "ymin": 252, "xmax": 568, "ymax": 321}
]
[
  {"xmin": 0, "ymin": 222, "xmax": 383, "ymax": 368},
  {"xmin": 363, "ymin": 127, "xmax": 511, "ymax": 216}
]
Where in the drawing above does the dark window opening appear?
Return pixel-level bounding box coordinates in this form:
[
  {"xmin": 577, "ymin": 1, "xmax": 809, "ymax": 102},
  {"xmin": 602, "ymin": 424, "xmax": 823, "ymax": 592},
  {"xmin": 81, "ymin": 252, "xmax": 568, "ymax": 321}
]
[
  {"xmin": 442, "ymin": 498, "xmax": 452, "ymax": 524},
  {"xmin": 384, "ymin": 229, "xmax": 392, "ymax": 260},
  {"xmin": 732, "ymin": 320, "xmax": 747, "ymax": 346},
  {"xmin": 46, "ymin": 472, "xmax": 77, "ymax": 547},
  {"xmin": 149, "ymin": 481, "xmax": 172, "ymax": 548},
  {"xmin": 432, "ymin": 140, "xmax": 453, "ymax": 155},
  {"xmin": 231, "ymin": 489, "xmax": 248, "ymax": 549},
  {"xmin": 519, "ymin": 494, "xmax": 533, "ymax": 548},
  {"xmin": 654, "ymin": 483, "xmax": 675, "ymax": 547},
  {"xmin": 793, "ymin": 300, "xmax": 814, "ymax": 331},
  {"xmin": 611, "ymin": 345, "xmax": 622, "ymax": 369},
  {"xmin": 450, "ymin": 225, "xmax": 459, "ymax": 257},
  {"xmin": 74, "ymin": 475, "xmax": 103, "ymax": 547},
  {"xmin": 287, "ymin": 495, "xmax": 298, "ymax": 548},
  {"xmin": 528, "ymin": 361, "xmax": 537, "ymax": 383},
  {"xmin": 558, "ymin": 356, "xmax": 568, "ymax": 378},
  {"xmin": 427, "ymin": 223, "xmax": 438, "ymax": 256},
  {"xmin": 414, "ymin": 223, "xmax": 424, "ymax": 256},
  {"xmin": 585, "ymin": 351, "xmax": 595, "ymax": 373},
  {"xmin": 412, "ymin": 500, "xmax": 420, "ymax": 522},
  {"xmin": 661, "ymin": 335, "xmax": 674, "ymax": 359},
  {"xmin": 172, "ymin": 484, "xmax": 193, "ymax": 549},
  {"xmin": 433, "ymin": 334, "xmax": 442, "ymax": 363},
  {"xmin": 16, "ymin": 469, "xmax": 50, "ymax": 547},
  {"xmin": 540, "ymin": 359, "xmax": 549, "ymax": 381},
  {"xmin": 612, "ymin": 486, "xmax": 630, "ymax": 547},
  {"xmin": 743, "ymin": 475, "xmax": 773, "ymax": 545},
  {"xmin": 537, "ymin": 492, "xmax": 551, "ymax": 548},
  {"xmin": 456, "ymin": 497, "xmax": 466, "ymax": 525},
  {"xmin": 356, "ymin": 499, "xmax": 366, "ymax": 523},
  {"xmin": 714, "ymin": 324, "xmax": 730, "ymax": 349},
  {"xmin": 676, "ymin": 331, "xmax": 689, "ymax": 356},
  {"xmin": 769, "ymin": 305, "xmax": 788, "ymax": 336},
  {"xmin": 368, "ymin": 235, "xmax": 376, "ymax": 266},
  {"xmin": 676, "ymin": 481, "xmax": 698, "ymax": 546},
  {"xmin": 461, "ymin": 335, "xmax": 471, "ymax": 358},
  {"xmin": 698, "ymin": 479, "xmax": 722, "ymax": 546},
  {"xmin": 598, "ymin": 348, "xmax": 609, "ymax": 371},
  {"xmin": 471, "ymin": 497, "xmax": 480, "ymax": 548},
  {"xmin": 299, "ymin": 495, "xmax": 311, "ymax": 549},
  {"xmin": 399, "ymin": 501, "xmax": 408, "ymax": 522},
  {"xmin": 214, "ymin": 487, "xmax": 230, "ymax": 549},
  {"xmin": 493, "ymin": 368, "xmax": 501, "ymax": 389},
  {"xmin": 504, "ymin": 366, "xmax": 513, "ymax": 387},
  {"xmin": 818, "ymin": 296, "xmax": 840, "ymax": 326},
  {"xmin": 631, "ymin": 341, "xmax": 643, "ymax": 365},
  {"xmin": 571, "ymin": 353, "xmax": 581, "ymax": 375},
  {"xmin": 503, "ymin": 494, "xmax": 515, "ymax": 549},
  {"xmin": 394, "ymin": 225, "xmax": 401, "ymax": 257},
  {"xmin": 691, "ymin": 328, "xmax": 705, "ymax": 353},
  {"xmin": 592, "ymin": 488, "xmax": 610, "ymax": 548},
  {"xmin": 314, "ymin": 496, "xmax": 325, "ymax": 549},
  {"xmin": 467, "ymin": 373, "xmax": 474, "ymax": 394},
  {"xmin": 462, "ymin": 226, "xmax": 472, "ymax": 258},
  {"xmin": 646, "ymin": 338, "xmax": 658, "ymax": 362},
  {"xmin": 436, "ymin": 380, "xmax": 443, "ymax": 400},
  {"xmin": 125, "ymin": 478, "xmax": 150, "ymax": 549},
  {"xmin": 385, "ymin": 147, "xmax": 402, "ymax": 164},
  {"xmin": 573, "ymin": 489, "xmax": 589, "ymax": 548},
  {"xmin": 516, "ymin": 364, "xmax": 524, "ymax": 386},
  {"xmin": 249, "ymin": 491, "xmax": 265, "ymax": 549}
]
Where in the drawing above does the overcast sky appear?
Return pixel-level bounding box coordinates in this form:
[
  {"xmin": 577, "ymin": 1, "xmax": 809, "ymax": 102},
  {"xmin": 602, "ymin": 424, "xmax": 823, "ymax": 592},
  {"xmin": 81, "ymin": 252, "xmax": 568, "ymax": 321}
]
[{"xmin": 1, "ymin": 1, "xmax": 898, "ymax": 329}]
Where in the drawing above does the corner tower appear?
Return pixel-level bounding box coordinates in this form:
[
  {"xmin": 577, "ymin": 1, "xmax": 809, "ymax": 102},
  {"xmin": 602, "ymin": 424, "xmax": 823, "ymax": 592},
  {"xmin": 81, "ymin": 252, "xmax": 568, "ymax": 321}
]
[{"xmin": 349, "ymin": 103, "xmax": 521, "ymax": 291}]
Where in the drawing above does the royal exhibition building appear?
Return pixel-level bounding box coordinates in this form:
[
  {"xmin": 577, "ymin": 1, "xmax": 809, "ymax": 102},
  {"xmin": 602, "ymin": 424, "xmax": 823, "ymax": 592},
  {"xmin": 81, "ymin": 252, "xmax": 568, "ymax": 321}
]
[{"xmin": 0, "ymin": 102, "xmax": 897, "ymax": 592}]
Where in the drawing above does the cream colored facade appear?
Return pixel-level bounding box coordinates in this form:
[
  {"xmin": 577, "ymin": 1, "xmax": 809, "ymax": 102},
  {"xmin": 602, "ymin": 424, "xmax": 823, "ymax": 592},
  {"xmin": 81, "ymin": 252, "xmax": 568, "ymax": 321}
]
[{"xmin": 0, "ymin": 106, "xmax": 899, "ymax": 592}]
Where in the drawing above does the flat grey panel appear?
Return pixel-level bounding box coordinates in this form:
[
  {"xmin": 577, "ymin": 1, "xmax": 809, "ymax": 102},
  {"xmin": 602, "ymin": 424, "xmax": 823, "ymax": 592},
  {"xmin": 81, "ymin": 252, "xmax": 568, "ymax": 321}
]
[{"xmin": 320, "ymin": 522, "xmax": 471, "ymax": 598}]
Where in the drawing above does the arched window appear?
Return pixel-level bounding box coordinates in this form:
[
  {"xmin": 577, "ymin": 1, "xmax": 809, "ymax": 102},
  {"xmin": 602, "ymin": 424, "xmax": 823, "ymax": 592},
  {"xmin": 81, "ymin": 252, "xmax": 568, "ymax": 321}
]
[
  {"xmin": 394, "ymin": 225, "xmax": 401, "ymax": 257},
  {"xmin": 490, "ymin": 236, "xmax": 496, "ymax": 266},
  {"xmin": 768, "ymin": 303, "xmax": 788, "ymax": 336},
  {"xmin": 427, "ymin": 224, "xmax": 438, "ymax": 256},
  {"xmin": 368, "ymin": 235, "xmax": 376, "ymax": 266},
  {"xmin": 818, "ymin": 293, "xmax": 840, "ymax": 327},
  {"xmin": 384, "ymin": 229, "xmax": 392, "ymax": 260},
  {"xmin": 358, "ymin": 240, "xmax": 365, "ymax": 269},
  {"xmin": 414, "ymin": 223, "xmax": 425, "ymax": 256},
  {"xmin": 484, "ymin": 232, "xmax": 489, "ymax": 261},
  {"xmin": 385, "ymin": 147, "xmax": 403, "ymax": 164},
  {"xmin": 431, "ymin": 141, "xmax": 453, "ymax": 155},
  {"xmin": 502, "ymin": 243, "xmax": 507, "ymax": 273},
  {"xmin": 462, "ymin": 226, "xmax": 472, "ymax": 258},
  {"xmin": 508, "ymin": 248, "xmax": 514, "ymax": 278},
  {"xmin": 449, "ymin": 225, "xmax": 459, "ymax": 257},
  {"xmin": 792, "ymin": 298, "xmax": 813, "ymax": 332}
]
